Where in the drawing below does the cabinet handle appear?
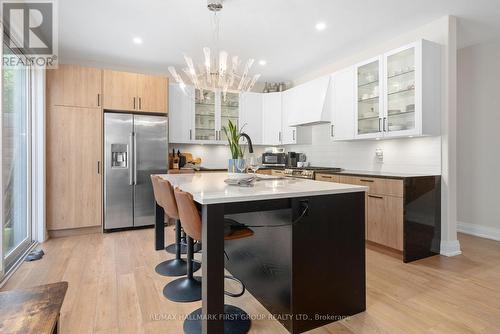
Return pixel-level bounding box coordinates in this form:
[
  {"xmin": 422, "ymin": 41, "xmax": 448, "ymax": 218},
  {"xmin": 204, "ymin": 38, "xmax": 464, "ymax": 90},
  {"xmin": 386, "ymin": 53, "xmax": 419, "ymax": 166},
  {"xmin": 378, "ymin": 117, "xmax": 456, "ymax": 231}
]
[
  {"xmin": 331, "ymin": 124, "xmax": 335, "ymax": 138},
  {"xmin": 189, "ymin": 129, "xmax": 192, "ymax": 140},
  {"xmin": 378, "ymin": 118, "xmax": 382, "ymax": 132},
  {"xmin": 322, "ymin": 175, "xmax": 333, "ymax": 179},
  {"xmin": 383, "ymin": 117, "xmax": 387, "ymax": 132},
  {"xmin": 360, "ymin": 179, "xmax": 374, "ymax": 183},
  {"xmin": 133, "ymin": 97, "xmax": 136, "ymax": 110},
  {"xmin": 97, "ymin": 161, "xmax": 100, "ymax": 174},
  {"xmin": 292, "ymin": 130, "xmax": 295, "ymax": 141},
  {"xmin": 97, "ymin": 94, "xmax": 101, "ymax": 107},
  {"xmin": 139, "ymin": 97, "xmax": 142, "ymax": 110},
  {"xmin": 279, "ymin": 131, "xmax": 282, "ymax": 142},
  {"xmin": 368, "ymin": 195, "xmax": 384, "ymax": 199}
]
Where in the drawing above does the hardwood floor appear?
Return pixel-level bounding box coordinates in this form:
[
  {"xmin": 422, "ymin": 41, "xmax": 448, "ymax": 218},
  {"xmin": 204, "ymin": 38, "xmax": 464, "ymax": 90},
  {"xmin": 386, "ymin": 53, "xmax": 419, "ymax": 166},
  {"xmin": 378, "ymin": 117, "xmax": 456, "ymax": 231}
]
[{"xmin": 2, "ymin": 229, "xmax": 500, "ymax": 334}]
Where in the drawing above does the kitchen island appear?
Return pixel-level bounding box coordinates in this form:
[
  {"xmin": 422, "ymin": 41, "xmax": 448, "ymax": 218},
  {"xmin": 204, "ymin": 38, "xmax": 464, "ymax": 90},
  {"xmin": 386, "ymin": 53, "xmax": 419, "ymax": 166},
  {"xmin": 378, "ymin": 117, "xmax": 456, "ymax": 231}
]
[{"xmin": 156, "ymin": 173, "xmax": 367, "ymax": 334}]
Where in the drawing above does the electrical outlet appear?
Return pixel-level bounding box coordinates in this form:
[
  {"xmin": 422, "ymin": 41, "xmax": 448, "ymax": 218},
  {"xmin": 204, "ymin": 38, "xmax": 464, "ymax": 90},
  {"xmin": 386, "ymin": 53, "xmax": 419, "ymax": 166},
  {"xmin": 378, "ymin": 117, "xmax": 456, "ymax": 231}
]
[{"xmin": 375, "ymin": 148, "xmax": 384, "ymax": 162}]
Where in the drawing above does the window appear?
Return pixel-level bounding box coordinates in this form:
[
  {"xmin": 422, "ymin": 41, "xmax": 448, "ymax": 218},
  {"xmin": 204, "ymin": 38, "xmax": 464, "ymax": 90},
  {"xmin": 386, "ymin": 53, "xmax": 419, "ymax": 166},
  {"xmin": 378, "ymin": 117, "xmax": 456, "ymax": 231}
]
[{"xmin": 1, "ymin": 42, "xmax": 33, "ymax": 274}]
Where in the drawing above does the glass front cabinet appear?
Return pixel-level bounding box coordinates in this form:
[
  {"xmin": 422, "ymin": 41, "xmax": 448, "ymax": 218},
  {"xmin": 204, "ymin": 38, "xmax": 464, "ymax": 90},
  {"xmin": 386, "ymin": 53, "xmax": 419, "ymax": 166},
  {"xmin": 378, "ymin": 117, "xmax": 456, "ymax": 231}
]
[
  {"xmin": 193, "ymin": 89, "xmax": 240, "ymax": 143},
  {"xmin": 219, "ymin": 92, "xmax": 240, "ymax": 141},
  {"xmin": 355, "ymin": 40, "xmax": 441, "ymax": 139},
  {"xmin": 194, "ymin": 89, "xmax": 217, "ymax": 141}
]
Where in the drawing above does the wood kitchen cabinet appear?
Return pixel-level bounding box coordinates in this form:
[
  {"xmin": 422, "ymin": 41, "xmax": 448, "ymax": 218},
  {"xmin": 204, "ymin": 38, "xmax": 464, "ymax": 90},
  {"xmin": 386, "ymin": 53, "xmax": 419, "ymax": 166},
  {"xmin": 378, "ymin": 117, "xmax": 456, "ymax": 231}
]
[
  {"xmin": 46, "ymin": 106, "xmax": 103, "ymax": 231},
  {"xmin": 315, "ymin": 173, "xmax": 340, "ymax": 183},
  {"xmin": 338, "ymin": 175, "xmax": 404, "ymax": 251},
  {"xmin": 317, "ymin": 172, "xmax": 441, "ymax": 262},
  {"xmin": 366, "ymin": 193, "xmax": 403, "ymax": 250},
  {"xmin": 46, "ymin": 64, "xmax": 102, "ymax": 108},
  {"xmin": 137, "ymin": 73, "xmax": 168, "ymax": 113},
  {"xmin": 103, "ymin": 70, "xmax": 167, "ymax": 113}
]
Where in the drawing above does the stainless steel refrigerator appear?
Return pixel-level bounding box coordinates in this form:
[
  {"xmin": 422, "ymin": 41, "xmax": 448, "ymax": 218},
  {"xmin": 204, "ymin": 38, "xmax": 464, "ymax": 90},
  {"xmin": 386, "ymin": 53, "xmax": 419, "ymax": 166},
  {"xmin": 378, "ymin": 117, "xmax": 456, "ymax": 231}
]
[{"xmin": 104, "ymin": 112, "xmax": 168, "ymax": 230}]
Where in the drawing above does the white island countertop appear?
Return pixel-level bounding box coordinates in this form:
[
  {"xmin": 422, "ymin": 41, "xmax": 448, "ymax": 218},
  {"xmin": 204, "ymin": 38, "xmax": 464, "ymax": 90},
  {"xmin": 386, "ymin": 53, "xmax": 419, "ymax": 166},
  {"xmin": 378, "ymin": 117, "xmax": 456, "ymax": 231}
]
[{"xmin": 158, "ymin": 172, "xmax": 368, "ymax": 205}]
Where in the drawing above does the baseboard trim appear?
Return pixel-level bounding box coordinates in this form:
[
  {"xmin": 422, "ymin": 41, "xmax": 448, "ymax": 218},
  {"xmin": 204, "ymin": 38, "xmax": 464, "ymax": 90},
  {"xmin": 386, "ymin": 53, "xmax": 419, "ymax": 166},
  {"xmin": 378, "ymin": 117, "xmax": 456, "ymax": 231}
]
[
  {"xmin": 440, "ymin": 239, "xmax": 462, "ymax": 257},
  {"xmin": 457, "ymin": 221, "xmax": 500, "ymax": 242},
  {"xmin": 48, "ymin": 226, "xmax": 101, "ymax": 238}
]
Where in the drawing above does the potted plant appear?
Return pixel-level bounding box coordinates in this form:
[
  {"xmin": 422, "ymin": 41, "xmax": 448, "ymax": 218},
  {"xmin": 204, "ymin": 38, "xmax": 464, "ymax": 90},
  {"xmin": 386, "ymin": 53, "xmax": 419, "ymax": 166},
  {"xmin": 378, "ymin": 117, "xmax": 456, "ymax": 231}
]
[{"xmin": 222, "ymin": 120, "xmax": 254, "ymax": 174}]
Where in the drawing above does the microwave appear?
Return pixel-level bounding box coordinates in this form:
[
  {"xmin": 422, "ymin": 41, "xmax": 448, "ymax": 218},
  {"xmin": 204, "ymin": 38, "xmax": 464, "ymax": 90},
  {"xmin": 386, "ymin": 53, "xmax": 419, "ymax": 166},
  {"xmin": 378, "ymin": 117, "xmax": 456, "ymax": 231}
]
[{"xmin": 262, "ymin": 152, "xmax": 287, "ymax": 166}]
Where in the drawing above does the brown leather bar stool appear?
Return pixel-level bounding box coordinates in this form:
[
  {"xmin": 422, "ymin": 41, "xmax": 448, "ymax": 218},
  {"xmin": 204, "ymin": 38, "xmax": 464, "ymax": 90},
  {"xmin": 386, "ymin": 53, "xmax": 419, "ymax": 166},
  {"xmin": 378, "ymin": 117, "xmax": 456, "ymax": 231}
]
[
  {"xmin": 171, "ymin": 188, "xmax": 252, "ymax": 334},
  {"xmin": 151, "ymin": 176, "xmax": 201, "ymax": 277}
]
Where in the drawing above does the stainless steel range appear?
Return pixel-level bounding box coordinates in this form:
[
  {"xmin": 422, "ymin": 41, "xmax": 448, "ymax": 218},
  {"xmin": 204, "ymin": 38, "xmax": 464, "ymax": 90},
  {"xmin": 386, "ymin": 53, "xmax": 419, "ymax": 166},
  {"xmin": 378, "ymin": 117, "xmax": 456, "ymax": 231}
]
[{"xmin": 282, "ymin": 167, "xmax": 343, "ymax": 179}]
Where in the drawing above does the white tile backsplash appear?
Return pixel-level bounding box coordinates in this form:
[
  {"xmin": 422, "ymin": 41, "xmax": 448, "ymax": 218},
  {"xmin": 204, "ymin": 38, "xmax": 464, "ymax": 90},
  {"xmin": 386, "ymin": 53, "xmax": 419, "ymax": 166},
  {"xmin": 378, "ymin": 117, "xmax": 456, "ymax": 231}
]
[
  {"xmin": 172, "ymin": 124, "xmax": 441, "ymax": 174},
  {"xmin": 285, "ymin": 123, "xmax": 441, "ymax": 174},
  {"xmin": 169, "ymin": 144, "xmax": 266, "ymax": 169}
]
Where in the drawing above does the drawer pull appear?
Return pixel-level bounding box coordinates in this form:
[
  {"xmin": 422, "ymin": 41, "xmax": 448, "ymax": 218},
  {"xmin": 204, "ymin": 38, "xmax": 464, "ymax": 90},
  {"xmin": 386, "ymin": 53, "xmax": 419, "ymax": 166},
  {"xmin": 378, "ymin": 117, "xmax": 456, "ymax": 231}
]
[
  {"xmin": 321, "ymin": 175, "xmax": 332, "ymax": 179},
  {"xmin": 368, "ymin": 195, "xmax": 384, "ymax": 199},
  {"xmin": 360, "ymin": 179, "xmax": 374, "ymax": 183}
]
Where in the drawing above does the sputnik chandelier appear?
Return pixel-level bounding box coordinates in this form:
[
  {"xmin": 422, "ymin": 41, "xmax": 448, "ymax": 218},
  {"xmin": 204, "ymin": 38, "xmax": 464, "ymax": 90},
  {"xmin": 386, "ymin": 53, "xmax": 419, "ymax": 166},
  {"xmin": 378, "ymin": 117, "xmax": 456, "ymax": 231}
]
[{"xmin": 168, "ymin": 0, "xmax": 260, "ymax": 100}]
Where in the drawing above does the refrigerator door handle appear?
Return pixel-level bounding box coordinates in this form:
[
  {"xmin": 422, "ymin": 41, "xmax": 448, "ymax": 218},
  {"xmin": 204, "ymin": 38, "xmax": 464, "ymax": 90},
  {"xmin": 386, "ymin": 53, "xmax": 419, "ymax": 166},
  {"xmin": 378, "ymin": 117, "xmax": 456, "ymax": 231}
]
[
  {"xmin": 129, "ymin": 133, "xmax": 134, "ymax": 185},
  {"xmin": 133, "ymin": 132, "xmax": 138, "ymax": 185}
]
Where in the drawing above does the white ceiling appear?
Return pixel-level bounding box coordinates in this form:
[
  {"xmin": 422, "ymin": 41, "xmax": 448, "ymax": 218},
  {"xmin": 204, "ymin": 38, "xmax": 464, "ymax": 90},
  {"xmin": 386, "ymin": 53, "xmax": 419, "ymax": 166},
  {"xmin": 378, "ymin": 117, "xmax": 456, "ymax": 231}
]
[{"xmin": 59, "ymin": 0, "xmax": 500, "ymax": 82}]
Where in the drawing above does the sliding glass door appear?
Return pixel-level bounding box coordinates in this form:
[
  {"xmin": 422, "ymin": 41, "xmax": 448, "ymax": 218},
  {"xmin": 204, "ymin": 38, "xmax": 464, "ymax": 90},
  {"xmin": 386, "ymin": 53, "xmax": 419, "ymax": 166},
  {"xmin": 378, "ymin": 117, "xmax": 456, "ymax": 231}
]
[{"xmin": 2, "ymin": 43, "xmax": 32, "ymax": 273}]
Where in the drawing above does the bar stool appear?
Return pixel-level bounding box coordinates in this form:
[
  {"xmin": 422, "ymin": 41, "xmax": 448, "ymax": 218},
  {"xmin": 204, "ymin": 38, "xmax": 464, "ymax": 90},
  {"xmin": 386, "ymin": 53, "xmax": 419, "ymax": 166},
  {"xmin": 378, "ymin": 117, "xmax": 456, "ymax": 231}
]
[
  {"xmin": 172, "ymin": 188, "xmax": 252, "ymax": 334},
  {"xmin": 151, "ymin": 176, "xmax": 201, "ymax": 277}
]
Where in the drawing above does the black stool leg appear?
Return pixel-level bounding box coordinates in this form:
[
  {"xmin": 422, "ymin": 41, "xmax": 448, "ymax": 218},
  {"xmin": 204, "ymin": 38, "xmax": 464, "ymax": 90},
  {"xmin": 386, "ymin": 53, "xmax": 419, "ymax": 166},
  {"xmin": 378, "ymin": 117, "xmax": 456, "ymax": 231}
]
[
  {"xmin": 155, "ymin": 220, "xmax": 200, "ymax": 277},
  {"xmin": 166, "ymin": 224, "xmax": 202, "ymax": 254},
  {"xmin": 163, "ymin": 236, "xmax": 202, "ymax": 302},
  {"xmin": 183, "ymin": 305, "xmax": 251, "ymax": 334}
]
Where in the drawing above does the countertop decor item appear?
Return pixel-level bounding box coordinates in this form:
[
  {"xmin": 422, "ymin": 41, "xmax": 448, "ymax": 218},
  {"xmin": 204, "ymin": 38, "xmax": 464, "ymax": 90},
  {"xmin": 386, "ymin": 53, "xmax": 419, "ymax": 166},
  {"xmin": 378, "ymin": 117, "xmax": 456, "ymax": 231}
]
[
  {"xmin": 168, "ymin": 0, "xmax": 260, "ymax": 100},
  {"xmin": 223, "ymin": 119, "xmax": 253, "ymax": 174}
]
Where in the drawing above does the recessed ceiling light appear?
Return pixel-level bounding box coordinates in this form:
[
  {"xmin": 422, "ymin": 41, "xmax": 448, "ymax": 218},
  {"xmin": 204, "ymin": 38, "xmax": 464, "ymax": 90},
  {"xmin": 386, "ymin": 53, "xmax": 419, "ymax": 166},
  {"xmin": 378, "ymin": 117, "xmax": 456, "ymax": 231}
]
[
  {"xmin": 259, "ymin": 60, "xmax": 267, "ymax": 66},
  {"xmin": 133, "ymin": 37, "xmax": 143, "ymax": 44},
  {"xmin": 315, "ymin": 22, "xmax": 326, "ymax": 31}
]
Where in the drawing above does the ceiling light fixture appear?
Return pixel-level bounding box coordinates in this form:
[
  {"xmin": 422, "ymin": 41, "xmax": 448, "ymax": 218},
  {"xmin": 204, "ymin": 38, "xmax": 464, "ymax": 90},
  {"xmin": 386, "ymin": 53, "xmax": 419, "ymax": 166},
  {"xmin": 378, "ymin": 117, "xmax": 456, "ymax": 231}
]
[
  {"xmin": 258, "ymin": 60, "xmax": 267, "ymax": 66},
  {"xmin": 315, "ymin": 22, "xmax": 326, "ymax": 31},
  {"xmin": 168, "ymin": 0, "xmax": 260, "ymax": 100},
  {"xmin": 133, "ymin": 37, "xmax": 143, "ymax": 44}
]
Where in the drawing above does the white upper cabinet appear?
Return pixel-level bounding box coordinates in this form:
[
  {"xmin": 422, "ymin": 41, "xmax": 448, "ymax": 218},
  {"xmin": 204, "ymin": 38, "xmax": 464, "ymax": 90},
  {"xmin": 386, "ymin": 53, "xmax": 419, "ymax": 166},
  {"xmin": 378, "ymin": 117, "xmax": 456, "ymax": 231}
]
[
  {"xmin": 281, "ymin": 90, "xmax": 297, "ymax": 144},
  {"xmin": 354, "ymin": 39, "xmax": 441, "ymax": 139},
  {"xmin": 194, "ymin": 89, "xmax": 218, "ymax": 142},
  {"xmin": 355, "ymin": 56, "xmax": 384, "ymax": 139},
  {"xmin": 262, "ymin": 92, "xmax": 283, "ymax": 145},
  {"xmin": 286, "ymin": 75, "xmax": 331, "ymax": 126},
  {"xmin": 169, "ymin": 84, "xmax": 194, "ymax": 143},
  {"xmin": 239, "ymin": 92, "xmax": 263, "ymax": 145},
  {"xmin": 219, "ymin": 92, "xmax": 240, "ymax": 142},
  {"xmin": 383, "ymin": 40, "xmax": 441, "ymax": 138},
  {"xmin": 327, "ymin": 67, "xmax": 355, "ymax": 141}
]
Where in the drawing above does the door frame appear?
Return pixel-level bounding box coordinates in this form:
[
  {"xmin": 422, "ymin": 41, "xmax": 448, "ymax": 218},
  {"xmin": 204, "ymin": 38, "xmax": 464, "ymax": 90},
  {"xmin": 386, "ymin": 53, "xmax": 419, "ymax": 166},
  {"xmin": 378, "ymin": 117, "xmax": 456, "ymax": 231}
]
[{"xmin": 1, "ymin": 41, "xmax": 34, "ymax": 274}]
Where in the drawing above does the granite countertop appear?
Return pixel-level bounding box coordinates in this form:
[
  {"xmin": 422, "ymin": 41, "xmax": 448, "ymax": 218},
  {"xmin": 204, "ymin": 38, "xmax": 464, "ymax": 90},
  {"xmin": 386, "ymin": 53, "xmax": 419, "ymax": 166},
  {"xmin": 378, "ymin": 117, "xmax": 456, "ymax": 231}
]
[{"xmin": 158, "ymin": 172, "xmax": 367, "ymax": 205}]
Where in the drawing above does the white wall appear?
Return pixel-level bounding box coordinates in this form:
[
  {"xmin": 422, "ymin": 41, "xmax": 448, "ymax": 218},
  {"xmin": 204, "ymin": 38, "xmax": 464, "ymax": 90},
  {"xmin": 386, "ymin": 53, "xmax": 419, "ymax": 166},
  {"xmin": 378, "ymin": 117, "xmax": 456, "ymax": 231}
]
[{"xmin": 457, "ymin": 38, "xmax": 500, "ymax": 241}]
